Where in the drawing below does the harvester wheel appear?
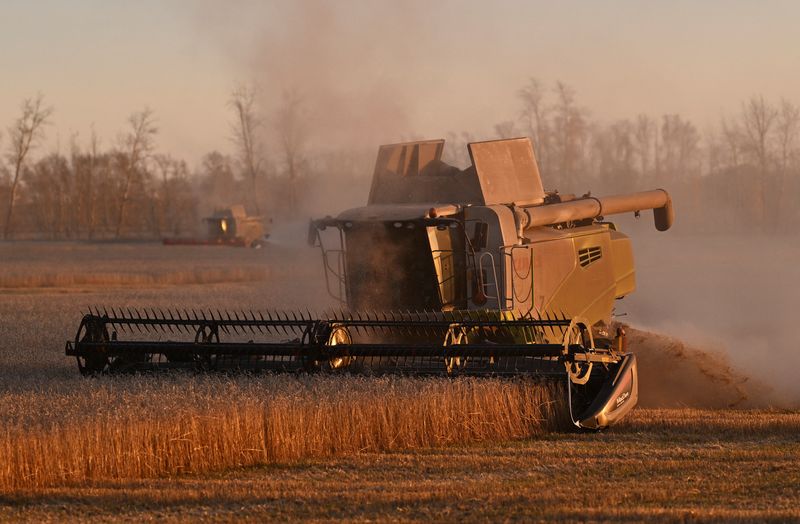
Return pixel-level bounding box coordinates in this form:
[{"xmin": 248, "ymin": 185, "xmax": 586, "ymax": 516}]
[
  {"xmin": 563, "ymin": 318, "xmax": 595, "ymax": 386},
  {"xmin": 300, "ymin": 322, "xmax": 353, "ymax": 372},
  {"xmin": 75, "ymin": 316, "xmax": 110, "ymax": 375},
  {"xmin": 194, "ymin": 324, "xmax": 220, "ymax": 371},
  {"xmin": 443, "ymin": 324, "xmax": 469, "ymax": 375},
  {"xmin": 325, "ymin": 324, "xmax": 353, "ymax": 370}
]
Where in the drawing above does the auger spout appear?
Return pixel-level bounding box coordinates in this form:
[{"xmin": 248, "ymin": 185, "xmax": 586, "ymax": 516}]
[{"xmin": 520, "ymin": 189, "xmax": 674, "ymax": 231}]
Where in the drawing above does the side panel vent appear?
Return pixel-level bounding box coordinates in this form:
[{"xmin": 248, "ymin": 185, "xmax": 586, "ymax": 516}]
[{"xmin": 578, "ymin": 246, "xmax": 602, "ymax": 267}]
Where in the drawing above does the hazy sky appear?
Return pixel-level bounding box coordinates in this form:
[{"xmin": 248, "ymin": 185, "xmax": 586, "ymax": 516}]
[{"xmin": 2, "ymin": 0, "xmax": 799, "ymax": 165}]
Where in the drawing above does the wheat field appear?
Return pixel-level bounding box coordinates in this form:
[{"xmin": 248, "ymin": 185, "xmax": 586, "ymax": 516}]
[
  {"xmin": 0, "ymin": 242, "xmax": 569, "ymax": 492},
  {"xmin": 1, "ymin": 240, "xmax": 798, "ymax": 521}
]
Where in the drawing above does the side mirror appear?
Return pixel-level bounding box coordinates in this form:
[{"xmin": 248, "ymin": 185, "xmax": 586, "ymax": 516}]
[
  {"xmin": 307, "ymin": 220, "xmax": 319, "ymax": 247},
  {"xmin": 472, "ymin": 222, "xmax": 489, "ymax": 251}
]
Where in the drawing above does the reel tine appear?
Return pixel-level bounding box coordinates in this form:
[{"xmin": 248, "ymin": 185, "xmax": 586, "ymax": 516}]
[
  {"xmin": 476, "ymin": 310, "xmax": 488, "ymax": 338},
  {"xmin": 100, "ymin": 306, "xmax": 113, "ymax": 330},
  {"xmin": 249, "ymin": 310, "xmax": 263, "ymax": 334},
  {"xmin": 224, "ymin": 310, "xmax": 237, "ymax": 335},
  {"xmin": 242, "ymin": 310, "xmax": 252, "ymax": 335},
  {"xmin": 398, "ymin": 310, "xmax": 408, "ymax": 336},
  {"xmin": 128, "ymin": 308, "xmax": 142, "ymax": 333},
  {"xmin": 109, "ymin": 307, "xmax": 121, "ymax": 332},
  {"xmin": 492, "ymin": 309, "xmax": 509, "ymax": 338},
  {"xmin": 247, "ymin": 310, "xmax": 258, "ymax": 335},
  {"xmin": 231, "ymin": 310, "xmax": 241, "ymax": 335},
  {"xmin": 362, "ymin": 311, "xmax": 377, "ymax": 337},
  {"xmin": 414, "ymin": 310, "xmax": 429, "ymax": 337},
  {"xmin": 153, "ymin": 308, "xmax": 165, "ymax": 333},
  {"xmin": 166, "ymin": 309, "xmax": 177, "ymax": 334},
  {"xmin": 149, "ymin": 308, "xmax": 159, "ymax": 332},
  {"xmin": 108, "ymin": 306, "xmax": 117, "ymax": 330},
  {"xmin": 159, "ymin": 308, "xmax": 169, "ymax": 333},
  {"xmin": 199, "ymin": 309, "xmax": 206, "ymax": 326},
  {"xmin": 275, "ymin": 310, "xmax": 288, "ymax": 336},
  {"xmin": 354, "ymin": 312, "xmax": 363, "ymax": 335},
  {"xmin": 261, "ymin": 311, "xmax": 273, "ymax": 335},
  {"xmin": 141, "ymin": 309, "xmax": 153, "ymax": 333},
  {"xmin": 179, "ymin": 309, "xmax": 189, "ymax": 333},
  {"xmin": 217, "ymin": 310, "xmax": 231, "ymax": 335},
  {"xmin": 559, "ymin": 309, "xmax": 569, "ymax": 339},
  {"xmin": 281, "ymin": 311, "xmax": 292, "ymax": 336}
]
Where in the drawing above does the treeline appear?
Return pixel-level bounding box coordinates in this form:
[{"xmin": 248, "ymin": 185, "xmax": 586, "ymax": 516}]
[
  {"xmin": 447, "ymin": 80, "xmax": 800, "ymax": 233},
  {"xmin": 0, "ymin": 89, "xmax": 322, "ymax": 240},
  {"xmin": 1, "ymin": 81, "xmax": 798, "ymax": 239}
]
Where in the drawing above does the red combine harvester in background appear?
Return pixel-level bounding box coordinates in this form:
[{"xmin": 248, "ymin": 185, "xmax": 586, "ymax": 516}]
[{"xmin": 163, "ymin": 205, "xmax": 271, "ymax": 248}]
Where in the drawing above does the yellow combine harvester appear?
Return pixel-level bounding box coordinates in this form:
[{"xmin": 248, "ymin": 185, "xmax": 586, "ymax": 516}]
[{"xmin": 67, "ymin": 138, "xmax": 673, "ymax": 430}]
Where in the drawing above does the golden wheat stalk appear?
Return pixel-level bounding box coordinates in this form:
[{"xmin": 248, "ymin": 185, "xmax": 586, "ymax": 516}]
[{"xmin": 0, "ymin": 376, "xmax": 565, "ymax": 490}]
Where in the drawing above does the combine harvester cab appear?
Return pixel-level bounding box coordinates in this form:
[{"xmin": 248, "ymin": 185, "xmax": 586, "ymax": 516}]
[{"xmin": 67, "ymin": 137, "xmax": 671, "ymax": 430}]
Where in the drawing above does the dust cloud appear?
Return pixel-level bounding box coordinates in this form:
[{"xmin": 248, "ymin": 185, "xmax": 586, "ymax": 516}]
[
  {"xmin": 618, "ymin": 222, "xmax": 800, "ymax": 408},
  {"xmin": 190, "ymin": 2, "xmax": 800, "ymax": 408}
]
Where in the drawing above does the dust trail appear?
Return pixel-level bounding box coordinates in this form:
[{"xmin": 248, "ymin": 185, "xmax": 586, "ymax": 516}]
[
  {"xmin": 629, "ymin": 327, "xmax": 779, "ymax": 409},
  {"xmin": 620, "ymin": 227, "xmax": 800, "ymax": 408}
]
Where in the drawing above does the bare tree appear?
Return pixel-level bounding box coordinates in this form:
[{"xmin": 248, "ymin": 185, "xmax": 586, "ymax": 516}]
[
  {"xmin": 774, "ymin": 99, "xmax": 800, "ymax": 227},
  {"xmin": 742, "ymin": 95, "xmax": 777, "ymax": 172},
  {"xmin": 720, "ymin": 116, "xmax": 744, "ymax": 169},
  {"xmin": 199, "ymin": 151, "xmax": 239, "ymax": 211},
  {"xmin": 3, "ymin": 95, "xmax": 53, "ymax": 239},
  {"xmin": 229, "ymin": 84, "xmax": 263, "ymax": 214},
  {"xmin": 493, "ymin": 120, "xmax": 518, "ymax": 139},
  {"xmin": 275, "ymin": 89, "xmax": 309, "ymax": 216},
  {"xmin": 609, "ymin": 119, "xmax": 635, "ymax": 188},
  {"xmin": 517, "ymin": 78, "xmax": 549, "ymax": 170},
  {"xmin": 659, "ymin": 114, "xmax": 699, "ymax": 181},
  {"xmin": 114, "ymin": 109, "xmax": 157, "ymax": 238},
  {"xmin": 152, "ymin": 154, "xmax": 192, "ymax": 236},
  {"xmin": 86, "ymin": 128, "xmax": 100, "ymax": 239},
  {"xmin": 775, "ymin": 98, "xmax": 800, "ymax": 174},
  {"xmin": 741, "ymin": 95, "xmax": 777, "ymax": 227},
  {"xmin": 633, "ymin": 114, "xmax": 655, "ymax": 180},
  {"xmin": 551, "ymin": 81, "xmax": 588, "ymax": 188}
]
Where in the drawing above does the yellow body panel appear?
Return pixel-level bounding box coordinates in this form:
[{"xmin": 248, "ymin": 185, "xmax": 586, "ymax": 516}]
[{"xmin": 508, "ymin": 224, "xmax": 636, "ymax": 328}]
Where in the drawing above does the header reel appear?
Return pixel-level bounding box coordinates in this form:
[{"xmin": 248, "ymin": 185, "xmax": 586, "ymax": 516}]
[{"xmin": 66, "ymin": 307, "xmax": 637, "ymax": 429}]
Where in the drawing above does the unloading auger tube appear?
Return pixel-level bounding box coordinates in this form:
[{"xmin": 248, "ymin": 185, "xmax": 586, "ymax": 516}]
[
  {"xmin": 65, "ymin": 307, "xmax": 637, "ymax": 429},
  {"xmin": 516, "ymin": 189, "xmax": 674, "ymax": 231}
]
